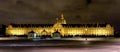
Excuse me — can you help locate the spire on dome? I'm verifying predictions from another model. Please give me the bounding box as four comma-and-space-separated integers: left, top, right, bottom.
61, 13, 64, 19
54, 13, 67, 24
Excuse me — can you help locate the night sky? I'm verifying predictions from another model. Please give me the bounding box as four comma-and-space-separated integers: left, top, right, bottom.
0, 0, 120, 31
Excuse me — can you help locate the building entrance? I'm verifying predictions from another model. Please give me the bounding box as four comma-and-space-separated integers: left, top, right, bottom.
52, 30, 61, 39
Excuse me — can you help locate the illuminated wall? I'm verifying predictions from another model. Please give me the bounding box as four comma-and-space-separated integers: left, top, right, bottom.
6, 26, 53, 36
5, 14, 114, 36
61, 27, 114, 36
6, 24, 114, 36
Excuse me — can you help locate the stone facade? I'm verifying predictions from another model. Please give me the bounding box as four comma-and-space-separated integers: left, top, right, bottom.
6, 14, 114, 36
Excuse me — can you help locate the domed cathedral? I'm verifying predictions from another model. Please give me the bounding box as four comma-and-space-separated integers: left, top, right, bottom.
53, 13, 66, 36
56, 13, 67, 24
6, 14, 114, 37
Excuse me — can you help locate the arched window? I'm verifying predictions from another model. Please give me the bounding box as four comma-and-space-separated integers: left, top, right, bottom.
28, 31, 37, 39
41, 29, 48, 35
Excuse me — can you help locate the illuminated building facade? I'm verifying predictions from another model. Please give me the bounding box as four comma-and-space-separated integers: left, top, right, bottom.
6, 14, 114, 37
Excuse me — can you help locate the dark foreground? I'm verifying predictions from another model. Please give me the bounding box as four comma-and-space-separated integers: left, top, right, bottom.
0, 45, 120, 52
0, 38, 119, 52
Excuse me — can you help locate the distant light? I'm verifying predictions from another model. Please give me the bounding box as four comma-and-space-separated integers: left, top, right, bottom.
85, 29, 88, 31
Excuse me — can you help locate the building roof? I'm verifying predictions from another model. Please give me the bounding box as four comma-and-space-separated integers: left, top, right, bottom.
53, 30, 61, 34
62, 24, 108, 27
28, 31, 35, 33
9, 23, 111, 28
10, 24, 54, 28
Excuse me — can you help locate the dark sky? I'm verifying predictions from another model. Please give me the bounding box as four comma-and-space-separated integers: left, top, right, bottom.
0, 0, 120, 31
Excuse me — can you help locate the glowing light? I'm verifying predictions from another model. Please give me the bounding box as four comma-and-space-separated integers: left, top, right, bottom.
6, 14, 114, 36
10, 30, 25, 35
